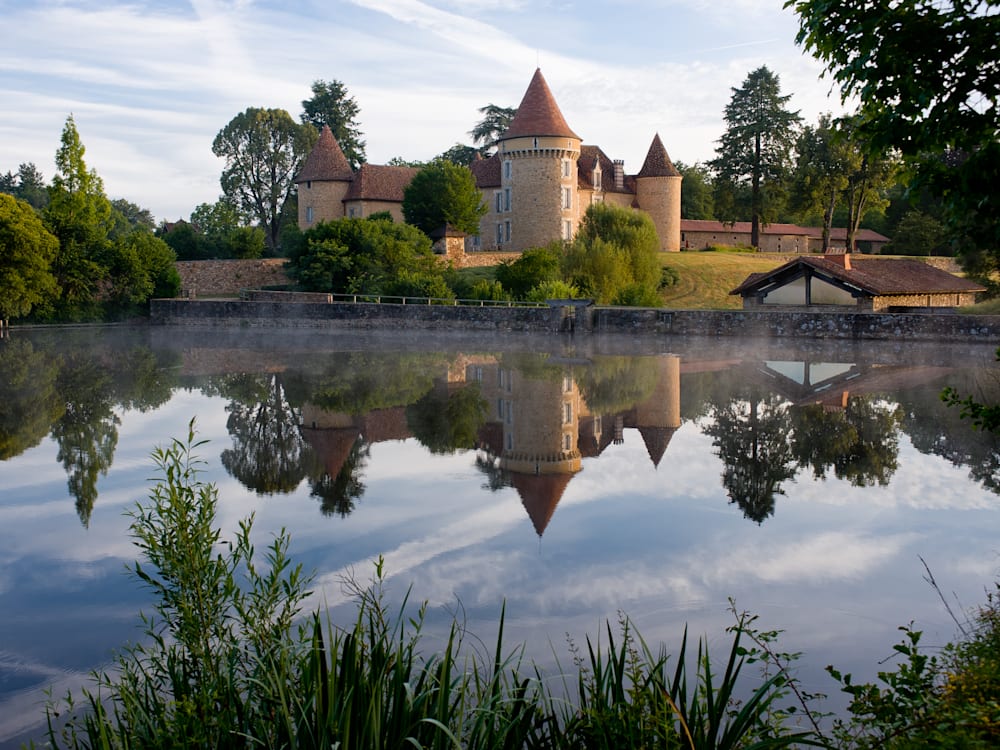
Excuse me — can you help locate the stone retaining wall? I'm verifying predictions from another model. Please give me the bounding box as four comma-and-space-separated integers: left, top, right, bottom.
150, 298, 1000, 342
175, 259, 291, 297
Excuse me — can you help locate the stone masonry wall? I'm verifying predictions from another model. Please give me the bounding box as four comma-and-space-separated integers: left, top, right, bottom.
150, 298, 1000, 343
174, 259, 292, 297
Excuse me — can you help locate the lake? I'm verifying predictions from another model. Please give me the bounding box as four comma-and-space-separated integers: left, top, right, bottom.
2, 325, 999, 747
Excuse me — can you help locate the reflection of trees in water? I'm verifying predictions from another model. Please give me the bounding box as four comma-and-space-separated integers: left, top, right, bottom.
897, 376, 1000, 495
51, 354, 120, 527
309, 437, 369, 517
218, 373, 310, 495
790, 398, 903, 487
704, 389, 795, 524
474, 449, 510, 492
0, 339, 64, 460
574, 356, 660, 414
406, 383, 487, 454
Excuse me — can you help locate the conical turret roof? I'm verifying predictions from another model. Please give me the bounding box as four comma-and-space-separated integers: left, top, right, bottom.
501, 69, 581, 141
296, 125, 354, 183
636, 133, 680, 178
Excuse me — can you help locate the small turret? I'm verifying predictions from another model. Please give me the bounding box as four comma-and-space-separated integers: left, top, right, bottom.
295, 125, 355, 228
635, 133, 682, 251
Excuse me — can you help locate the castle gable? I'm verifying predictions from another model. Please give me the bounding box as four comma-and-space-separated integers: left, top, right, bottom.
501, 68, 581, 140
296, 125, 354, 183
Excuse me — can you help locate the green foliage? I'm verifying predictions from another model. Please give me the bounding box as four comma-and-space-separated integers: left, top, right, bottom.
213, 107, 317, 252
787, 0, 1000, 272
564, 204, 661, 305
159, 221, 205, 261
110, 198, 156, 235
885, 210, 946, 256
710, 66, 801, 247
43, 115, 114, 318
675, 160, 715, 220
467, 278, 510, 302
402, 159, 487, 236
186, 198, 263, 259
469, 103, 517, 154
437, 143, 481, 166
0, 162, 49, 209
525, 279, 580, 302
300, 79, 366, 169
287, 215, 445, 296
406, 382, 487, 454
0, 193, 59, 320
495, 243, 562, 298
101, 230, 180, 314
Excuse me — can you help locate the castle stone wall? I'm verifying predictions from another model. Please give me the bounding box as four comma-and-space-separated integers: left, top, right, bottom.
175, 259, 291, 297
150, 298, 1000, 342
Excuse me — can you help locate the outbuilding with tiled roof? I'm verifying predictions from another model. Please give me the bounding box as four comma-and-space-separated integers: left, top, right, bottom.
730, 254, 985, 311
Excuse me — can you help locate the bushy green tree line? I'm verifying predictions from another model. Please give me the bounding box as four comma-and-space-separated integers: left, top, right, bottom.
0, 116, 180, 322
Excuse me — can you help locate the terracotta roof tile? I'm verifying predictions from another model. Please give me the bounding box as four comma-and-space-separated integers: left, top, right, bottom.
296, 125, 354, 183
344, 164, 420, 202
501, 68, 581, 141
731, 256, 986, 296
636, 133, 680, 178
578, 145, 632, 193
470, 153, 501, 188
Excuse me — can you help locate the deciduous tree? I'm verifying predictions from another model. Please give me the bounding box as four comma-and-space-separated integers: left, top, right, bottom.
787, 0, 1000, 269
0, 193, 59, 322
710, 66, 801, 248
402, 160, 486, 236
301, 79, 366, 169
213, 108, 317, 253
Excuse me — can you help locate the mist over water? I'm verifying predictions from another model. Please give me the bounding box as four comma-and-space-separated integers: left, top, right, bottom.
1, 326, 999, 747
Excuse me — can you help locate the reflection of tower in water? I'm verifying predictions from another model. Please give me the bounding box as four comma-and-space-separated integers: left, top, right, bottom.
476, 355, 682, 536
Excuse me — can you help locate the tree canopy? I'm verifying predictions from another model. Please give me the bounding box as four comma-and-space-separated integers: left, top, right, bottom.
213, 108, 317, 253
0, 193, 59, 321
402, 160, 486, 236
469, 104, 516, 154
710, 66, 801, 248
787, 0, 1000, 268
301, 79, 366, 169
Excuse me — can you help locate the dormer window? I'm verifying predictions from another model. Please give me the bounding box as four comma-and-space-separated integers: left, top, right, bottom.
593, 166, 602, 190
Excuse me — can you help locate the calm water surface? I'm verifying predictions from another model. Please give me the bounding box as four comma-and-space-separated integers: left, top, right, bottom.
2, 326, 999, 746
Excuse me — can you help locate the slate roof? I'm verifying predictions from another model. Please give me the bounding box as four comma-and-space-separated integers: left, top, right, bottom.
636, 133, 681, 178
730, 255, 986, 297
296, 125, 354, 183
501, 68, 581, 141
344, 164, 421, 202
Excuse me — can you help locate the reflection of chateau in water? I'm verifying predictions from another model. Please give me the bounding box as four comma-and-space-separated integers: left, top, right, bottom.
296, 354, 683, 536
471, 355, 681, 536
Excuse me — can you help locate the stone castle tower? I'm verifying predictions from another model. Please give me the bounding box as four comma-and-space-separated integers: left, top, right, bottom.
296, 125, 354, 227
495, 69, 583, 251
635, 134, 683, 252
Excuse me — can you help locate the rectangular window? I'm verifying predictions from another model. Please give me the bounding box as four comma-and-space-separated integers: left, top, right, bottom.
496, 223, 503, 245
506, 432, 513, 451
562, 187, 572, 210
563, 375, 572, 393
495, 191, 502, 213
564, 401, 573, 424
348, 207, 357, 218
562, 220, 572, 240
563, 433, 572, 452
505, 400, 513, 424
497, 398, 504, 419
504, 160, 512, 180
504, 187, 511, 212
305, 206, 314, 224
504, 220, 511, 243
562, 159, 571, 178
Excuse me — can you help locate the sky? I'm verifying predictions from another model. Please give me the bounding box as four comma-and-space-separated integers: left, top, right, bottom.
0, 0, 851, 223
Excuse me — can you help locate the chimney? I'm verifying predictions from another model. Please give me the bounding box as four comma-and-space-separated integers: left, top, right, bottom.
613, 159, 625, 190
826, 250, 851, 270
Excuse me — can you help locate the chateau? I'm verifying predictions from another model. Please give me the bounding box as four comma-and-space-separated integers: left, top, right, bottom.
296, 69, 683, 253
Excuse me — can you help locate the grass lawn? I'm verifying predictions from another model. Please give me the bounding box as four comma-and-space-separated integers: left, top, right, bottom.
659, 250, 787, 309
